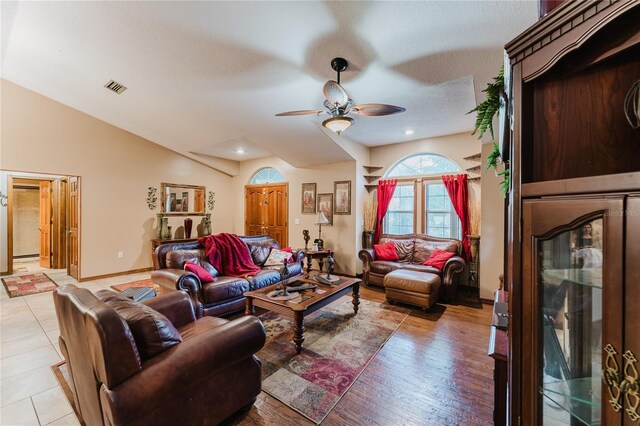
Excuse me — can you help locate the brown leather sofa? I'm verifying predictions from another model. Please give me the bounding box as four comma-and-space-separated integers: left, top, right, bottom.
152, 235, 305, 317
358, 233, 466, 301
53, 284, 266, 426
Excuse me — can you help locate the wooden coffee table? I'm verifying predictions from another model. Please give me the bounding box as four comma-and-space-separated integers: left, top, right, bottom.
244, 271, 361, 354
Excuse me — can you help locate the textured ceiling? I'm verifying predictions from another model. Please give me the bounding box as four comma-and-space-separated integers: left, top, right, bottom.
0, 1, 537, 173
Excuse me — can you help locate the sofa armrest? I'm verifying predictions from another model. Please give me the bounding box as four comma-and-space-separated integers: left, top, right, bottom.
443, 256, 466, 286
99, 315, 266, 425
151, 269, 204, 317
142, 291, 196, 329
292, 249, 305, 265
358, 249, 376, 266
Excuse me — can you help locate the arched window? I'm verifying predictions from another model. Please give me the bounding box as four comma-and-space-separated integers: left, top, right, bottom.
383, 153, 462, 238
385, 153, 460, 178
250, 167, 285, 184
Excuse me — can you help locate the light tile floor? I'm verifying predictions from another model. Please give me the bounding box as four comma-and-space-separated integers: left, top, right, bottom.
0, 269, 153, 425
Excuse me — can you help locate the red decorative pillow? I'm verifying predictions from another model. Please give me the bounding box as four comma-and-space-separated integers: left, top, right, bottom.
423, 249, 456, 269
374, 242, 399, 261
184, 260, 214, 283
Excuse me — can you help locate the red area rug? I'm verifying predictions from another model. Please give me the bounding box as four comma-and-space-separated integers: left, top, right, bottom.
110, 278, 158, 293
258, 296, 409, 424
1, 273, 58, 298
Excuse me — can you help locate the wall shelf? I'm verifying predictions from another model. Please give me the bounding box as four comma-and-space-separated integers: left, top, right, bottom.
364, 175, 381, 183
466, 165, 482, 173
364, 184, 378, 192
464, 153, 482, 162
363, 165, 383, 173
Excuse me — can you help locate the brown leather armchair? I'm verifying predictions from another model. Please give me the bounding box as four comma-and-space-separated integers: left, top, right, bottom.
53, 284, 266, 426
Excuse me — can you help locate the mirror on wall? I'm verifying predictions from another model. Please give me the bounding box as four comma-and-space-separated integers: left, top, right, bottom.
160, 183, 205, 216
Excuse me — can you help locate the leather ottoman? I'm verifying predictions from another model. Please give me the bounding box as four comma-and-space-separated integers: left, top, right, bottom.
383, 269, 441, 310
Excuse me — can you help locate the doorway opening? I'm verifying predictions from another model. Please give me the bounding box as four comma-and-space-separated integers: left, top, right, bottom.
4, 172, 81, 279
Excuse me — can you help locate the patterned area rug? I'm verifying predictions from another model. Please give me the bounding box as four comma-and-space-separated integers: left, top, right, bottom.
258, 296, 409, 424
110, 278, 159, 293
1, 273, 58, 298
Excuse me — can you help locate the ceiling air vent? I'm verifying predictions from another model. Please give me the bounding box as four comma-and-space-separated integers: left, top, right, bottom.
104, 80, 127, 94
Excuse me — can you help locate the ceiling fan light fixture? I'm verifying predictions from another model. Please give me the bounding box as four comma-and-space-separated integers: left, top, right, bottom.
322, 116, 354, 135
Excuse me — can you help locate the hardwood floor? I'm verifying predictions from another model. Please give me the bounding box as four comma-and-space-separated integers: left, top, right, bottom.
227, 286, 495, 426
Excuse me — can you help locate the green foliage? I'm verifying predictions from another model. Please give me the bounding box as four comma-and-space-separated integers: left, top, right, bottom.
469, 66, 504, 140
497, 168, 510, 197
486, 141, 501, 172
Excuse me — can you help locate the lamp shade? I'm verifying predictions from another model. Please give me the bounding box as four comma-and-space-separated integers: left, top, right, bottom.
315, 211, 330, 225
322, 116, 354, 135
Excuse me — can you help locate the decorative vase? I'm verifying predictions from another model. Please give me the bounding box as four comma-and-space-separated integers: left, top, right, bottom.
184, 218, 193, 238
166, 225, 172, 239
161, 217, 171, 239
362, 231, 375, 249
156, 214, 164, 239
468, 235, 480, 263
202, 213, 211, 236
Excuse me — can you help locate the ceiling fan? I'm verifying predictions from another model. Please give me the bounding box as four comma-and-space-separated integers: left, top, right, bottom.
275, 57, 406, 135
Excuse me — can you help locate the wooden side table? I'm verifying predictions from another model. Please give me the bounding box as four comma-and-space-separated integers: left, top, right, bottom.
300, 249, 333, 273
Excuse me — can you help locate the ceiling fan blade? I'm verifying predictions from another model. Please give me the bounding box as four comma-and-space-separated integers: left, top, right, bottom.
275, 109, 324, 117
323, 80, 350, 107
351, 103, 406, 116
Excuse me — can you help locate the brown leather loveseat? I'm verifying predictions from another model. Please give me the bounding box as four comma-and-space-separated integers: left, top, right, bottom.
358, 233, 466, 301
53, 284, 266, 426
152, 235, 305, 317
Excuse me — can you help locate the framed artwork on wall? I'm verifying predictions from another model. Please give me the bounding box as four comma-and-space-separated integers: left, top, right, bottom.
317, 193, 333, 225
334, 180, 351, 215
301, 183, 316, 214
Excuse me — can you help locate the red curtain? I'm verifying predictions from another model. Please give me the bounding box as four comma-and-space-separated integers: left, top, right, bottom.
442, 174, 471, 261
374, 179, 398, 243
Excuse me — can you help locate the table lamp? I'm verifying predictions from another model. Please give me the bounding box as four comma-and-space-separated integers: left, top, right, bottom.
314, 211, 330, 250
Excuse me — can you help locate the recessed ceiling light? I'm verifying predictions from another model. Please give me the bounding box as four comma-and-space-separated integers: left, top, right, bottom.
236, 148, 245, 154
404, 129, 415, 135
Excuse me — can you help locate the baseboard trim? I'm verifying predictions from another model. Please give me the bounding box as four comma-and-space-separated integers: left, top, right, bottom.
480, 298, 494, 305
79, 267, 153, 283
0, 270, 9, 276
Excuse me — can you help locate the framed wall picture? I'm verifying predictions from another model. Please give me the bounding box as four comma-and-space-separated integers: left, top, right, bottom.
334, 180, 351, 215
317, 193, 333, 225
301, 183, 317, 214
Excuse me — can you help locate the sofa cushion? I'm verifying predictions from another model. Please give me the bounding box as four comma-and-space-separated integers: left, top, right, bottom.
264, 248, 293, 266
246, 269, 281, 290
413, 239, 459, 264
166, 249, 206, 270
374, 242, 399, 261
402, 264, 442, 275
370, 260, 404, 275
202, 277, 250, 305
379, 237, 414, 263
424, 249, 456, 269
246, 240, 279, 267
97, 290, 182, 361
184, 260, 214, 283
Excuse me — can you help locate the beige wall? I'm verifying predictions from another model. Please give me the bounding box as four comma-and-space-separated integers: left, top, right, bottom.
232, 157, 361, 275
13, 188, 40, 256
0, 79, 234, 278
479, 142, 505, 300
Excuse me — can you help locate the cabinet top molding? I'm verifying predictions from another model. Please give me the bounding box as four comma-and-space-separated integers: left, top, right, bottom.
505, 0, 639, 81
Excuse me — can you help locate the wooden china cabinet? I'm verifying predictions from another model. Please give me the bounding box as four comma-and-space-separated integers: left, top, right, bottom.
503, 1, 640, 425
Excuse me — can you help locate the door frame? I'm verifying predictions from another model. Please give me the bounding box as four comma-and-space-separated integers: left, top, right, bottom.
5, 173, 81, 277
244, 182, 289, 246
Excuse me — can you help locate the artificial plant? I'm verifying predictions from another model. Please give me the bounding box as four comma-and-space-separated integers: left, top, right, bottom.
468, 66, 510, 196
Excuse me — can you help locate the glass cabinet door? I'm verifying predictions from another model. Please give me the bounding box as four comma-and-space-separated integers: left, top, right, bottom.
538, 218, 603, 425
522, 197, 625, 426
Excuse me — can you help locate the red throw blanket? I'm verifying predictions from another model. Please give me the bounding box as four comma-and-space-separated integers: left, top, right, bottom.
198, 233, 261, 278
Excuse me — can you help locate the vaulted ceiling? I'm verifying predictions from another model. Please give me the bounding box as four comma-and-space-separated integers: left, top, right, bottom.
1, 1, 537, 175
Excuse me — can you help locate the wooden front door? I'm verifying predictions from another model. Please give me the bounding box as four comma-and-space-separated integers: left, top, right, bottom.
39, 181, 52, 268
67, 176, 79, 279
245, 183, 288, 247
